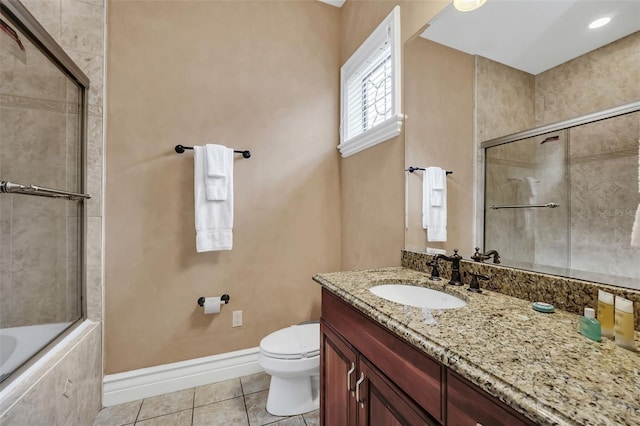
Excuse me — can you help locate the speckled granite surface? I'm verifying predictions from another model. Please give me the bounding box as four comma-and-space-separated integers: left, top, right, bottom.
402, 249, 640, 331
313, 267, 640, 426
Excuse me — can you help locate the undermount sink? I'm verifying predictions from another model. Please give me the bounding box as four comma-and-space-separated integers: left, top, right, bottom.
369, 284, 467, 309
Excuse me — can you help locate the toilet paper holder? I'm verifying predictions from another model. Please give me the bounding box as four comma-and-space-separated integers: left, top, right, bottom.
197, 294, 230, 307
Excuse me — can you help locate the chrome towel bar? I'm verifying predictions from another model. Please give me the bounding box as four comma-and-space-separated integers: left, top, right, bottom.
0, 181, 91, 201
489, 203, 559, 210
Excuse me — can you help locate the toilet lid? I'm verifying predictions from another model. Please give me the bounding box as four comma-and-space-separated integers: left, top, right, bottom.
260, 323, 320, 360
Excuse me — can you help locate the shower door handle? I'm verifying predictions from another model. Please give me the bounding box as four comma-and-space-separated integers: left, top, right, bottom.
0, 181, 90, 201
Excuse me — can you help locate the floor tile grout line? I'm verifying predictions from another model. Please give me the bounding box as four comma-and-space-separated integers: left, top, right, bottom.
134, 399, 143, 424
241, 392, 251, 426
191, 386, 196, 426
135, 408, 193, 423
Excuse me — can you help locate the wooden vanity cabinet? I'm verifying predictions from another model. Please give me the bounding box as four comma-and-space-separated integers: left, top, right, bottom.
447, 372, 535, 426
320, 289, 536, 426
321, 289, 443, 425
320, 322, 357, 425
321, 321, 438, 426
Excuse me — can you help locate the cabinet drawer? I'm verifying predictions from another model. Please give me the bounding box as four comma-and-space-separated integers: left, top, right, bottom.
322, 289, 444, 423
447, 372, 535, 426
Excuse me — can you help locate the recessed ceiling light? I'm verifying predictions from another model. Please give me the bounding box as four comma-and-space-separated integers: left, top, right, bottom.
588, 17, 611, 29
453, 0, 487, 12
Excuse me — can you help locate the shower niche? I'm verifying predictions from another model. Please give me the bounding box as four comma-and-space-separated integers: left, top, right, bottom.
0, 0, 90, 383
483, 105, 640, 289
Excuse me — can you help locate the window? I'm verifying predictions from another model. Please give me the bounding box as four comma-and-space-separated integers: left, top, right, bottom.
338, 6, 402, 157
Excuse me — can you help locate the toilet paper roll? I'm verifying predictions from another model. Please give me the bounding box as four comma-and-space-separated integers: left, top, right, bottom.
203, 296, 222, 314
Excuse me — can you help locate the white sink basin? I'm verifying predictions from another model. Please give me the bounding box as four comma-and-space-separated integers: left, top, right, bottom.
369, 284, 467, 309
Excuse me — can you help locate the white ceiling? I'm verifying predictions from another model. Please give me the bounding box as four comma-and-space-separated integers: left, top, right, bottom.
420, 0, 640, 75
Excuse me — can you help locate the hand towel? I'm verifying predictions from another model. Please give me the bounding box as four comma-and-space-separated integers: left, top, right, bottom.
631, 138, 640, 247
422, 167, 447, 242
204, 144, 232, 201
430, 167, 445, 207
194, 146, 233, 252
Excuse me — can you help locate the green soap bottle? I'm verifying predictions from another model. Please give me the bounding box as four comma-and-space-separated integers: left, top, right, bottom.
579, 307, 601, 342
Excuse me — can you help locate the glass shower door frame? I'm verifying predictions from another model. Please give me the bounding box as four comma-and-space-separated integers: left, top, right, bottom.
480, 100, 640, 276
0, 0, 90, 379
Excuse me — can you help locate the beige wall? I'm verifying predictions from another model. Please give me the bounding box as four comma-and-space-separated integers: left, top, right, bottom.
535, 31, 640, 125
404, 38, 475, 254
339, 0, 449, 270
475, 57, 535, 142
106, 0, 341, 373
477, 31, 640, 142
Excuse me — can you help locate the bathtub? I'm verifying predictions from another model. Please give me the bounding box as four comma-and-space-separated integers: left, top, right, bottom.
0, 322, 71, 382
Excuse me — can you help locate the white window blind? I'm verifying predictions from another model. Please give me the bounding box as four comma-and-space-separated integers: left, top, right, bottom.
339, 6, 402, 158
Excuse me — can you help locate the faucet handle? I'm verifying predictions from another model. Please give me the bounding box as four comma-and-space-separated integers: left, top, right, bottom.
471, 247, 484, 262
428, 257, 441, 281
467, 272, 490, 294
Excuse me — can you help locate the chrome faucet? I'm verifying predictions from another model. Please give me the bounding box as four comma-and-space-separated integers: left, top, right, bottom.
471, 247, 501, 264
434, 249, 463, 286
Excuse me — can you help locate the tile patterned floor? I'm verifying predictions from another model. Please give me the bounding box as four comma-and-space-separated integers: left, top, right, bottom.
92, 373, 319, 426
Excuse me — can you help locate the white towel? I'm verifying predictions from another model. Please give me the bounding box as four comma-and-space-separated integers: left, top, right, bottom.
194, 146, 233, 252
631, 138, 640, 247
430, 167, 445, 206
422, 167, 447, 242
204, 144, 232, 201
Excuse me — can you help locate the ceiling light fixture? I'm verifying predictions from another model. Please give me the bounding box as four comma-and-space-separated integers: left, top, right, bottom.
453, 0, 487, 12
588, 17, 611, 29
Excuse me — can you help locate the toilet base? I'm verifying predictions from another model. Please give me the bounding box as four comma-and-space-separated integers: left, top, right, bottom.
265, 374, 319, 416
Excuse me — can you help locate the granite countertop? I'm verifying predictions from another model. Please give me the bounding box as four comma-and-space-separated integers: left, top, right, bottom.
313, 267, 640, 426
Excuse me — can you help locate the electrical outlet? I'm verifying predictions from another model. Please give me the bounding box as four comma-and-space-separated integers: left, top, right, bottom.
232, 310, 242, 327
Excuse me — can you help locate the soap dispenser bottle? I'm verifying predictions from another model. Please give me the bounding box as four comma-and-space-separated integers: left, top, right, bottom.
597, 290, 615, 338
579, 307, 601, 342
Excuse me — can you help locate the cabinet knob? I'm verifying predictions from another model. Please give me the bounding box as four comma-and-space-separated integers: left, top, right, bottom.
355, 372, 365, 405
346, 362, 355, 391
476, 423, 483, 426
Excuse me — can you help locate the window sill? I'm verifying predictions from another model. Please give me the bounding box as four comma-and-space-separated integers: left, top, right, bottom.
338, 113, 404, 158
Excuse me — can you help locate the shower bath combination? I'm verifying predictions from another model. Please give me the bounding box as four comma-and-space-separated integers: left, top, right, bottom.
0, 0, 91, 384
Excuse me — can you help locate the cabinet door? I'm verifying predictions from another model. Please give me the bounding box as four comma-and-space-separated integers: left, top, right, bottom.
321, 321, 358, 426
358, 358, 439, 426
447, 372, 536, 426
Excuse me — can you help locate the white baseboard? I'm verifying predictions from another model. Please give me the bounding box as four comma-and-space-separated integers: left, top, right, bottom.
103, 347, 262, 406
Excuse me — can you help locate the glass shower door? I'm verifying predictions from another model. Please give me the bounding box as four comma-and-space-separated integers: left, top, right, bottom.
484, 130, 570, 273
0, 1, 89, 383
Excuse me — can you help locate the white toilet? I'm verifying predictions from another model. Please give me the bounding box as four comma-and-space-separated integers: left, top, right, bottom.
258, 323, 320, 416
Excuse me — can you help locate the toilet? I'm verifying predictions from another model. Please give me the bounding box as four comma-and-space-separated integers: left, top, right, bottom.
258, 323, 320, 416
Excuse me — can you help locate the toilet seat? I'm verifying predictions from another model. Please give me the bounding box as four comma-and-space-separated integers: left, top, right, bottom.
260, 323, 320, 360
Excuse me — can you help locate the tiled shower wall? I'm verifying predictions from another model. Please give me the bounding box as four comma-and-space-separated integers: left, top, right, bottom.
477, 31, 640, 282
0, 0, 104, 423
0, 24, 81, 327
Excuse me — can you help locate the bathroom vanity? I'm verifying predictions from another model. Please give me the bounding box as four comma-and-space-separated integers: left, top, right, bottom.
314, 267, 640, 425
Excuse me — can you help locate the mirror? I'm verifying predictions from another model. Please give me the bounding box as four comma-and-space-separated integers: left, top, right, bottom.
404, 1, 640, 290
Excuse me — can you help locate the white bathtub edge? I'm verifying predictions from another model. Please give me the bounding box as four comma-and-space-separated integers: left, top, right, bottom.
0, 320, 99, 416
102, 347, 262, 406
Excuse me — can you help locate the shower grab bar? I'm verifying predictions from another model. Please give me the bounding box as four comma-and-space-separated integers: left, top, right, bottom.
0, 181, 91, 201
175, 145, 251, 159
489, 202, 559, 210
406, 166, 453, 175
